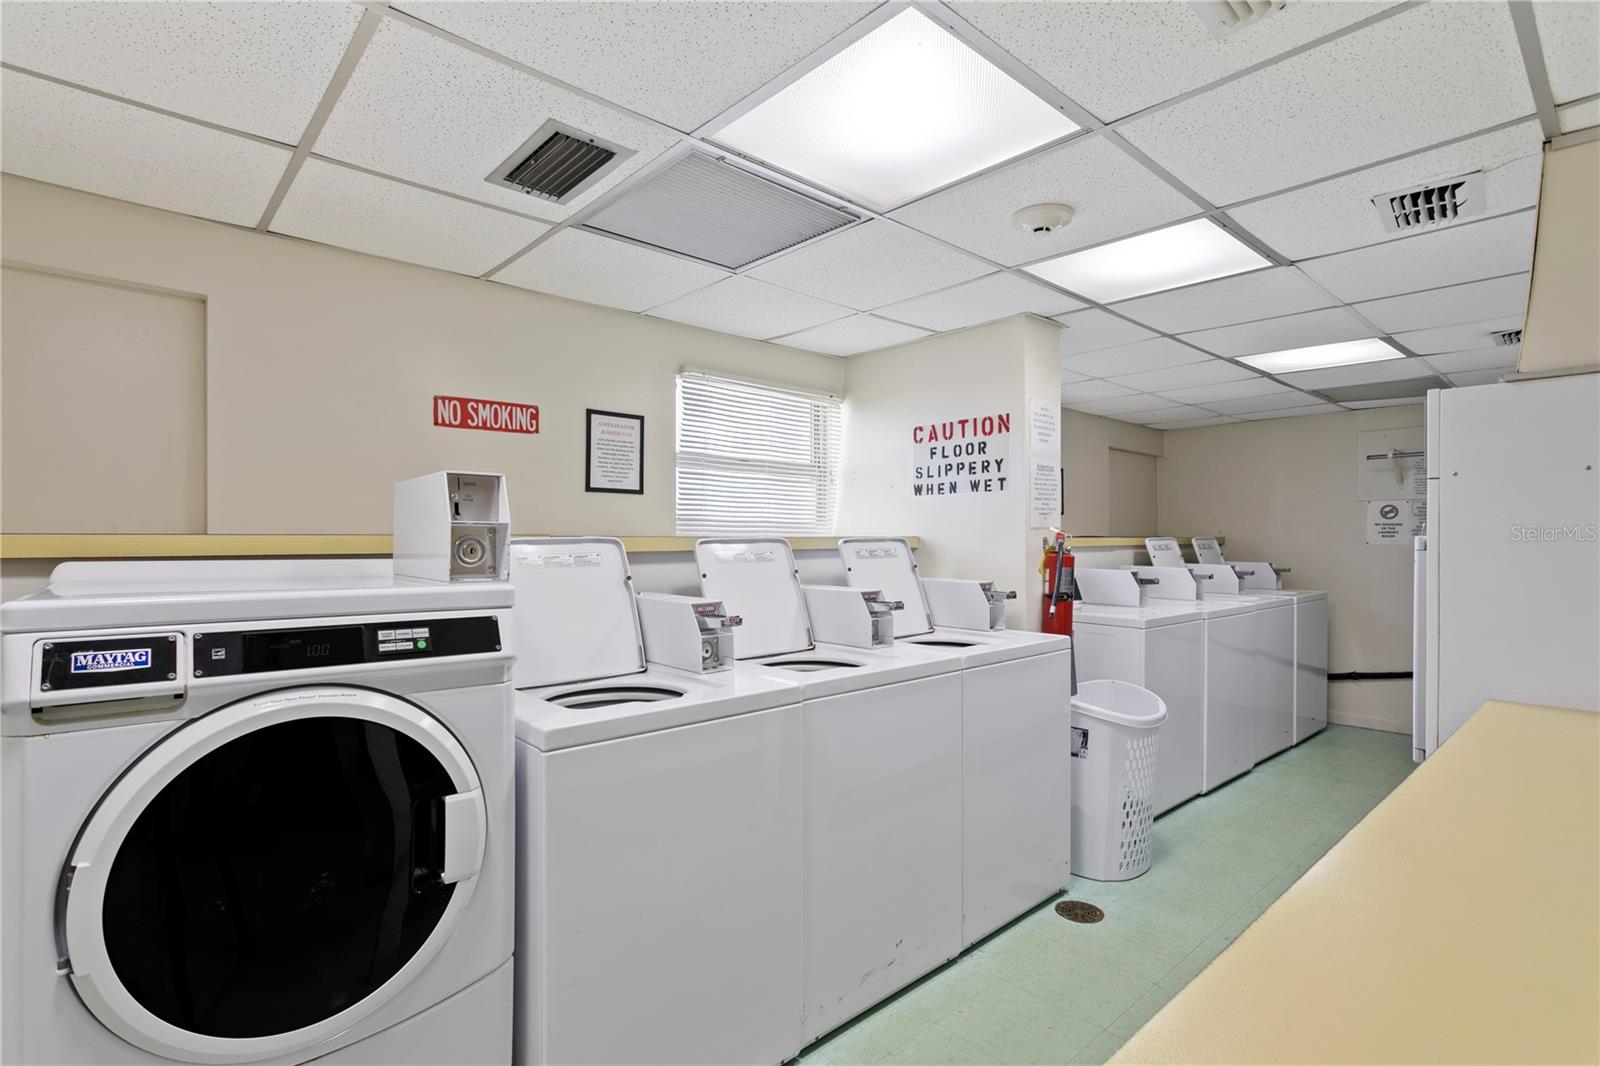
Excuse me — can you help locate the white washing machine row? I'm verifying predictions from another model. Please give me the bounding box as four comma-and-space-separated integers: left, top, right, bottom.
1, 560, 517, 1066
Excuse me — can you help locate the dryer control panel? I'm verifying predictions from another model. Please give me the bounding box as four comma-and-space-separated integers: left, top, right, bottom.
193, 615, 501, 677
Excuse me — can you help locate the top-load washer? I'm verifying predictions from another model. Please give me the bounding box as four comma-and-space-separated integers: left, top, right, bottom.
835, 537, 1072, 945
1192, 538, 1329, 746
506, 538, 803, 1066
1, 559, 515, 1066
695, 538, 965, 1046
1074, 568, 1205, 816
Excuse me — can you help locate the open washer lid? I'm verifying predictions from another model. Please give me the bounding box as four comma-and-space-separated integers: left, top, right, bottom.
508, 537, 645, 688
694, 538, 813, 658
836, 537, 934, 636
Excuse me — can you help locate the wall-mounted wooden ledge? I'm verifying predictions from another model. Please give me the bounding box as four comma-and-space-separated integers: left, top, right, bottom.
1060, 536, 1221, 549
0, 534, 919, 560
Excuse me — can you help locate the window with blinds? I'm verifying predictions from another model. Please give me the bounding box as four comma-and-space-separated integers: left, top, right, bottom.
675, 371, 842, 536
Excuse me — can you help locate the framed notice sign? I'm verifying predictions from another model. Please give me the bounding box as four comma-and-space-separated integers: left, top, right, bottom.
586, 409, 644, 494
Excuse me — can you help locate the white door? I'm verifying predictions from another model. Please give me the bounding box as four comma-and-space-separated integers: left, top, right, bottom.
59, 687, 486, 1064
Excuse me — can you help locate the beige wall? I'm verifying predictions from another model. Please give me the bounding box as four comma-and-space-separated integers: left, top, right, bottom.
1157, 405, 1426, 732
1108, 449, 1158, 535
1059, 408, 1165, 536
0, 176, 843, 538
1520, 136, 1599, 376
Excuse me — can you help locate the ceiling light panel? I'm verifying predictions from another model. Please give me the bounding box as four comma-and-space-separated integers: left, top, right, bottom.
272, 160, 551, 276
1238, 338, 1404, 376
1391, 316, 1524, 356
1181, 306, 1373, 359
493, 228, 727, 313
1297, 212, 1537, 303
875, 272, 1083, 331
744, 219, 990, 310
709, 8, 1078, 211
393, 1, 876, 131
1060, 379, 1140, 403
1060, 337, 1212, 378
1421, 347, 1519, 376
645, 275, 850, 339
314, 19, 676, 220
888, 135, 1197, 266
1354, 274, 1530, 334
1156, 377, 1289, 404
1117, 3, 1532, 204
0, 70, 289, 227
776, 314, 931, 356
948, 1, 1399, 122
1531, 1, 1600, 105
1108, 357, 1257, 392
1110, 266, 1336, 334
1226, 121, 1543, 261
1056, 309, 1158, 356
0, 2, 363, 143
1024, 219, 1270, 304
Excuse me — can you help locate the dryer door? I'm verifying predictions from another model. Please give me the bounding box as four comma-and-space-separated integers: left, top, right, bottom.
58, 686, 487, 1064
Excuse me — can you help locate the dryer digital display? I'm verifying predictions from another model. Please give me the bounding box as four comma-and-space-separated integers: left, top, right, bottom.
194, 617, 502, 677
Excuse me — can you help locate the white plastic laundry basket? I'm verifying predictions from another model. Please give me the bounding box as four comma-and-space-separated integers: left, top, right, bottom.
1070, 679, 1168, 881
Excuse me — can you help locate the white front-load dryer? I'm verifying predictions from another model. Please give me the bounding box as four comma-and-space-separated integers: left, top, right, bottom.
0, 559, 515, 1066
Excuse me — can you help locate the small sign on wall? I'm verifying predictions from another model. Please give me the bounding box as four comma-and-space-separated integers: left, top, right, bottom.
1367, 499, 1427, 544
433, 394, 540, 435
586, 409, 644, 495
911, 412, 1012, 499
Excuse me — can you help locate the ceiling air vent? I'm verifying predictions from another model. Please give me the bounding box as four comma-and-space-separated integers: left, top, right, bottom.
1373, 172, 1485, 234
1190, 1, 1290, 40
487, 120, 634, 205
581, 150, 859, 270
1492, 328, 1523, 347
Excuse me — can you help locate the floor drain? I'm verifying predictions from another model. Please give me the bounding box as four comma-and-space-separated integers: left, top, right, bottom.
1055, 899, 1104, 924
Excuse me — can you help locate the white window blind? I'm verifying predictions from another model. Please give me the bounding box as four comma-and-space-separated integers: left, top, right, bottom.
675, 370, 842, 536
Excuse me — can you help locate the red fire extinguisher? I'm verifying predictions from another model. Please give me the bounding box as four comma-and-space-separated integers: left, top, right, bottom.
1040, 529, 1074, 637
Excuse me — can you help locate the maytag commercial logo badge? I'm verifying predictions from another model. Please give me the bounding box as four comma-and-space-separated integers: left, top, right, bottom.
70, 648, 153, 674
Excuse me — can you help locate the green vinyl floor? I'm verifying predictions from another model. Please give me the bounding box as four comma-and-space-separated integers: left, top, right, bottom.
797, 724, 1417, 1066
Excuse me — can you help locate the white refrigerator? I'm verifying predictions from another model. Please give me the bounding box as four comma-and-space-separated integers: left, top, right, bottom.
1415, 374, 1600, 760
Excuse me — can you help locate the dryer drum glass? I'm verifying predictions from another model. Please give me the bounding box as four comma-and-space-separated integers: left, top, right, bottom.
97, 717, 458, 1038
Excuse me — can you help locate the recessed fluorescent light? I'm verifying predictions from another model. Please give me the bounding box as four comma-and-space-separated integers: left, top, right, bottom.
709, 8, 1078, 211
1238, 338, 1406, 374
1023, 218, 1270, 303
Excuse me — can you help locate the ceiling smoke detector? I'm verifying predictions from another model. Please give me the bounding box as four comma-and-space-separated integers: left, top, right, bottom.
1012, 203, 1075, 236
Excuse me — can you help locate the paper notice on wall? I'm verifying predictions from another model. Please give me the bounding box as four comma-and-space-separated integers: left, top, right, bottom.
1367, 499, 1427, 544
1030, 402, 1059, 459
1357, 427, 1426, 500
1029, 401, 1062, 526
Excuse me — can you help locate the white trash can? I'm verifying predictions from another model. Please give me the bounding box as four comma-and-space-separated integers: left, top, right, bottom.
1070, 679, 1168, 881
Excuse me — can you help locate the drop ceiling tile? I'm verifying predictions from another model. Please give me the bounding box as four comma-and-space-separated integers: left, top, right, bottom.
1059, 369, 1091, 385
1117, 3, 1532, 204
1421, 347, 1519, 375
393, 2, 875, 131
1204, 391, 1328, 415
1393, 316, 1524, 355
1162, 414, 1243, 428
949, 1, 1399, 121
1559, 98, 1600, 134
1109, 267, 1337, 334
1060, 379, 1140, 403
1449, 368, 1513, 387
1108, 358, 1257, 392
1060, 337, 1211, 378
315, 18, 677, 220
273, 159, 550, 276
744, 220, 991, 311
1056, 309, 1158, 355
888, 134, 1198, 266
1297, 212, 1538, 303
1123, 404, 1217, 424
1353, 274, 1530, 334
1181, 307, 1373, 358
1235, 403, 1345, 420
1277, 357, 1437, 390
1070, 394, 1186, 416
876, 272, 1084, 331
1344, 397, 1429, 409
645, 275, 850, 339
0, 2, 362, 143
1225, 121, 1544, 259
1532, 2, 1600, 104
776, 315, 931, 356
494, 228, 726, 312
1156, 377, 1288, 405
0, 70, 289, 227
